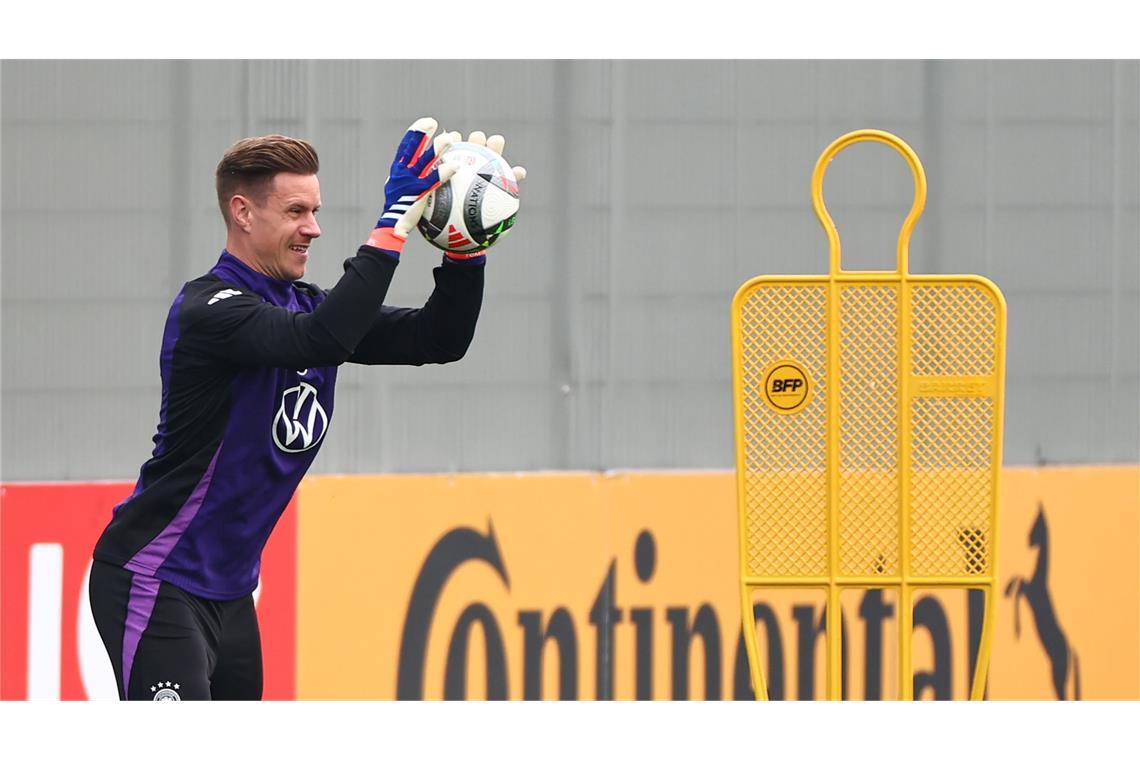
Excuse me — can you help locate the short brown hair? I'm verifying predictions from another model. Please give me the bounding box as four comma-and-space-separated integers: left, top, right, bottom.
215, 135, 319, 225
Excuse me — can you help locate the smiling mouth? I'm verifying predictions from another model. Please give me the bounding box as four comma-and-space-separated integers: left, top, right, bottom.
290, 245, 309, 256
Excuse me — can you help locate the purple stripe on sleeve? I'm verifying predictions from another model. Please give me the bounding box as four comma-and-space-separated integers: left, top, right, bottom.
124, 443, 222, 574
121, 574, 162, 698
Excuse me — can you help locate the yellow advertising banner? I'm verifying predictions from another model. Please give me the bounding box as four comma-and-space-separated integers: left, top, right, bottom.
296, 466, 1138, 699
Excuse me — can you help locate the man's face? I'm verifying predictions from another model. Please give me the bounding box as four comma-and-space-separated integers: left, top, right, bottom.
244, 172, 322, 281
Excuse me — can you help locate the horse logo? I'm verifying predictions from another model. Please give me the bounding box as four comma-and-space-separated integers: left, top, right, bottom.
1004, 502, 1081, 700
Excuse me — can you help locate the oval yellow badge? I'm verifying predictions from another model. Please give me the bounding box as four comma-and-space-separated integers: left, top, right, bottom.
762, 359, 812, 414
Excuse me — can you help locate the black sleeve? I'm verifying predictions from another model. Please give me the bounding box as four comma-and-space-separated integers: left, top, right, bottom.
347, 259, 485, 366
181, 246, 399, 368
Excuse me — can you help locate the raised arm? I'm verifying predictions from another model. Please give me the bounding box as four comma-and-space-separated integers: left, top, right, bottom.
348, 129, 526, 366
182, 117, 459, 368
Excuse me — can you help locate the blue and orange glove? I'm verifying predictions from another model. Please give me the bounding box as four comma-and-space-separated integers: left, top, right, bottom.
367, 117, 458, 255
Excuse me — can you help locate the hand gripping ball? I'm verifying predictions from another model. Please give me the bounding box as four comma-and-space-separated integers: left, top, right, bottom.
417, 141, 520, 253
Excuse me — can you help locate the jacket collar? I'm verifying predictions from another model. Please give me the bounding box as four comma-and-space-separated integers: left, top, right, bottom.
211, 250, 298, 307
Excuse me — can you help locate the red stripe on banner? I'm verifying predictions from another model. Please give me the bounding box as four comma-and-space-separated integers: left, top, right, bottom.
0, 482, 297, 700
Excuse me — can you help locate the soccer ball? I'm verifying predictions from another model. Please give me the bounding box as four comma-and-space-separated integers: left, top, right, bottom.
418, 142, 520, 253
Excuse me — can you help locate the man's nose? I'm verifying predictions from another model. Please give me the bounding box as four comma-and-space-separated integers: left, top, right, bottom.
302, 214, 321, 238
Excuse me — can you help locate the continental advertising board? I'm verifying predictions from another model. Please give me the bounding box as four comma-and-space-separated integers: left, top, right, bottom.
296, 466, 1138, 700
2, 467, 1136, 699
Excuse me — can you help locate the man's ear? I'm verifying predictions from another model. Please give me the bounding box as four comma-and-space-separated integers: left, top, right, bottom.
230, 194, 253, 232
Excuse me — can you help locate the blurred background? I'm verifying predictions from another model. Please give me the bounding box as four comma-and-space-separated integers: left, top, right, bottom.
2, 60, 1137, 478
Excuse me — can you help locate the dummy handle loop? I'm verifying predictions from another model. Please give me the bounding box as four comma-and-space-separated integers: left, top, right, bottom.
811, 129, 927, 275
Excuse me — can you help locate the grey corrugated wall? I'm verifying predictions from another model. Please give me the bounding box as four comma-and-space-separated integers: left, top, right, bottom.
2, 60, 1137, 480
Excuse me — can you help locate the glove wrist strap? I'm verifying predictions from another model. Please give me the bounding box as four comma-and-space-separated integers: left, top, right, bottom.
366, 227, 406, 255
444, 249, 486, 261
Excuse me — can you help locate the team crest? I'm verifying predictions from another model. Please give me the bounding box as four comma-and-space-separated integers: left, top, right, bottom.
151, 681, 181, 701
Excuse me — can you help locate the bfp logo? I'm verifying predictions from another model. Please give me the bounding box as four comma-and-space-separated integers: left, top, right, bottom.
762, 360, 812, 414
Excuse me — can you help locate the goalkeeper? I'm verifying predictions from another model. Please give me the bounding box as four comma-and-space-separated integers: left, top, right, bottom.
88, 118, 527, 700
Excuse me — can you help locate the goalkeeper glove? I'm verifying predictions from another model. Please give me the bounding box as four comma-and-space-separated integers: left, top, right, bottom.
368, 117, 458, 254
